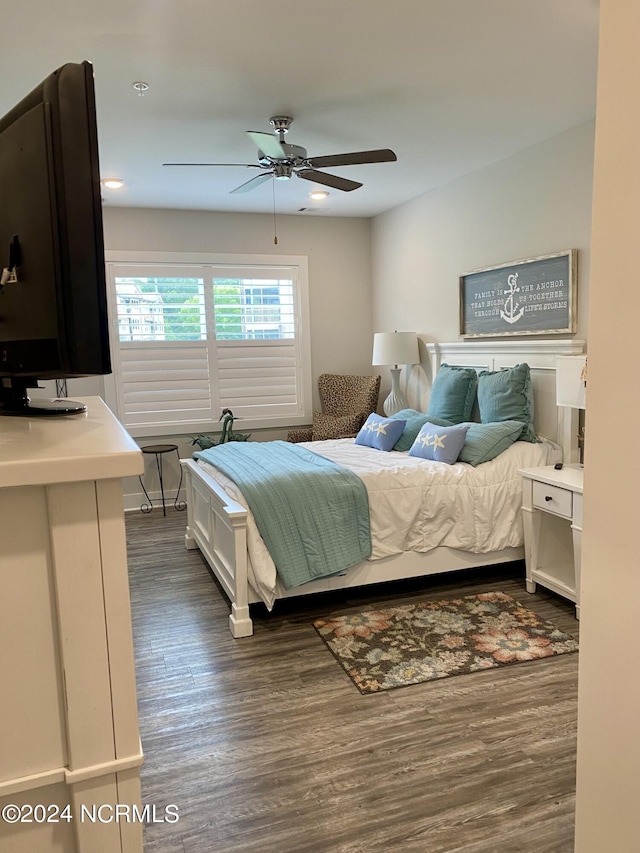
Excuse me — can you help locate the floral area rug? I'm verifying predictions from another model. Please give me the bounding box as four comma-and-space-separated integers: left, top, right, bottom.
313, 591, 578, 694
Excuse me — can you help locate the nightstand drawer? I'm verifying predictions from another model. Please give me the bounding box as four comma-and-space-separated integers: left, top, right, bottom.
532, 481, 573, 518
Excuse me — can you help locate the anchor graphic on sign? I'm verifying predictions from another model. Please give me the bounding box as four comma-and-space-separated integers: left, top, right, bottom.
500, 273, 525, 324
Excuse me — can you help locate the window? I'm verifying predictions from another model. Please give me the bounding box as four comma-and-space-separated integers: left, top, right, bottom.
104, 253, 311, 436
213, 280, 294, 340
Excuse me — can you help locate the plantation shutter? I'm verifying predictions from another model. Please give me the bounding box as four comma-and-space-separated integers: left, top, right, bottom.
116, 341, 213, 426
105, 258, 310, 432
212, 267, 299, 419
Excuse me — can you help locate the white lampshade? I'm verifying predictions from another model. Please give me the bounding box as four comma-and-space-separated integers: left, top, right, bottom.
372, 331, 420, 415
556, 355, 587, 409
372, 331, 420, 366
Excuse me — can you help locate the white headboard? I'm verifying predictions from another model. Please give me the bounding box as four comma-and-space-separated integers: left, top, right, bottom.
405, 339, 586, 463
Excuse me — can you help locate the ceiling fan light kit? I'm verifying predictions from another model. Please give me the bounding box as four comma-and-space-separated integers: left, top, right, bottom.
163, 115, 397, 195
269, 116, 292, 134
273, 163, 292, 181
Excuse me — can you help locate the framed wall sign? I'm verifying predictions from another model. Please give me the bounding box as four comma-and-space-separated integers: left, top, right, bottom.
459, 250, 577, 338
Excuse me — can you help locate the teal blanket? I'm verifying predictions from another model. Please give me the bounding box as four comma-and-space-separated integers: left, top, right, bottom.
194, 441, 371, 589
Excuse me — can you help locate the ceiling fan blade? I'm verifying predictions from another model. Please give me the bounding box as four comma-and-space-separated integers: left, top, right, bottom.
230, 172, 273, 194
246, 131, 287, 160
162, 162, 261, 168
306, 148, 397, 168
296, 169, 362, 192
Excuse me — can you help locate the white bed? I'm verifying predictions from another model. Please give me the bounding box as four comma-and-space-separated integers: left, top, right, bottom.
181, 339, 584, 637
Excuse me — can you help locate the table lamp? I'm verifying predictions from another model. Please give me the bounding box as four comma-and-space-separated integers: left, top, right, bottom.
556, 355, 587, 464
372, 331, 420, 415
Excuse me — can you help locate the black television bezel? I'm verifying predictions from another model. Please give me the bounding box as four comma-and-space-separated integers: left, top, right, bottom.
0, 60, 111, 390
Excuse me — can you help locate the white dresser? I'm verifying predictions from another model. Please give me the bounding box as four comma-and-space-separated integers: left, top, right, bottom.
0, 398, 144, 853
519, 464, 583, 619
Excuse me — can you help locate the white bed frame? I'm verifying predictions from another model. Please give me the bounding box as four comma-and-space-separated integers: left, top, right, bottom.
181, 339, 584, 637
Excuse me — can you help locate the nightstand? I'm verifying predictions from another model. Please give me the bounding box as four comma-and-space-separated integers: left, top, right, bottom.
518, 465, 583, 618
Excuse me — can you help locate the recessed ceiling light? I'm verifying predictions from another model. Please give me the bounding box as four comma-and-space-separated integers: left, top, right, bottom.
101, 178, 125, 189
310, 190, 330, 200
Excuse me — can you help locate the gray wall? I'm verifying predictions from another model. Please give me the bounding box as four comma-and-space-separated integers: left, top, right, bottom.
102, 206, 374, 382
95, 207, 373, 506
370, 121, 595, 407
54, 123, 596, 507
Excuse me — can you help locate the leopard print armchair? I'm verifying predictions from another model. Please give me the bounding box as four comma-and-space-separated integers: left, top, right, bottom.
287, 373, 381, 442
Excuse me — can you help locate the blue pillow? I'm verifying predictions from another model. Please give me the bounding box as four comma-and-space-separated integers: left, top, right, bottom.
477, 363, 537, 442
390, 409, 454, 452
408, 422, 470, 464
457, 420, 526, 466
426, 364, 478, 424
355, 413, 406, 451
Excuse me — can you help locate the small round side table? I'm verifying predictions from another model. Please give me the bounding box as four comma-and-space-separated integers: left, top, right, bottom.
139, 444, 186, 516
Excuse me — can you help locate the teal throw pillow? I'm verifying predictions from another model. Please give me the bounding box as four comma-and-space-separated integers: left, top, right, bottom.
409, 422, 470, 464
426, 364, 478, 424
355, 413, 406, 452
390, 409, 454, 452
477, 363, 537, 442
457, 420, 526, 466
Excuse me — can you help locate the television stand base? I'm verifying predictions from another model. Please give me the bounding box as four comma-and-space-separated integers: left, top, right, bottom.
0, 398, 87, 418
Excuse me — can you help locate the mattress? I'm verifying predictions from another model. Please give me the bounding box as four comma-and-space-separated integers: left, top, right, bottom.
197, 437, 559, 609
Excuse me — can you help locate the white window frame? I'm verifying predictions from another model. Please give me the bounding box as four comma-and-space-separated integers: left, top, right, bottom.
103, 251, 312, 438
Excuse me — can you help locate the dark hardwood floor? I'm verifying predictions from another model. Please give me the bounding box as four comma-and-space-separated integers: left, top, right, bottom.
126, 508, 579, 853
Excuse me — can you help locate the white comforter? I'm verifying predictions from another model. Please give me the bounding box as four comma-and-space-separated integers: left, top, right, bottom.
197, 437, 559, 609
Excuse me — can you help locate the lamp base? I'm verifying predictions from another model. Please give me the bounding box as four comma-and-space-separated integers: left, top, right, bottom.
382, 368, 409, 416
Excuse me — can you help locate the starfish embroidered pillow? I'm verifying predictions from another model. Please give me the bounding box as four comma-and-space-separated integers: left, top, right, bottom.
354, 413, 406, 451
408, 422, 470, 464
388, 409, 454, 452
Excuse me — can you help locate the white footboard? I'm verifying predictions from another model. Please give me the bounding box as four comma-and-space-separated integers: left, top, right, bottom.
181, 459, 254, 637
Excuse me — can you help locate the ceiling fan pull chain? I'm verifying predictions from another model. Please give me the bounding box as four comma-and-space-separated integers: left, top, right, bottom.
272, 179, 278, 245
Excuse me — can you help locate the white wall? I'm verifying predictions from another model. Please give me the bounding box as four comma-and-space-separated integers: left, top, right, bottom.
371, 121, 594, 405
574, 2, 640, 849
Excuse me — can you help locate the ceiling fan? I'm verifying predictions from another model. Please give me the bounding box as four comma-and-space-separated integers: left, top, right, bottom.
163, 116, 397, 194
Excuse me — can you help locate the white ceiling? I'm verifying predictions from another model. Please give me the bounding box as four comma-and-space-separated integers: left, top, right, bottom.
2, 0, 599, 218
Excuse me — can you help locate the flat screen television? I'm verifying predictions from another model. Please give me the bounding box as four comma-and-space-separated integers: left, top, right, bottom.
0, 60, 111, 415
